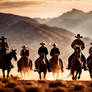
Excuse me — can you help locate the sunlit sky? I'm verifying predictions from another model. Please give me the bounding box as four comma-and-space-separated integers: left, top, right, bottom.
0, 0, 92, 18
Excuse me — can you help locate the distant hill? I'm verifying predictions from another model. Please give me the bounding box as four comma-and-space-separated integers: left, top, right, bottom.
0, 13, 38, 31
0, 13, 91, 65
35, 9, 92, 38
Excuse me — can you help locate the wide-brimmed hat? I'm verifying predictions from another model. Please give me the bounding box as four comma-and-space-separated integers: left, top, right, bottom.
75, 34, 83, 38
22, 45, 27, 48
40, 42, 45, 45
53, 43, 57, 46
0, 36, 7, 40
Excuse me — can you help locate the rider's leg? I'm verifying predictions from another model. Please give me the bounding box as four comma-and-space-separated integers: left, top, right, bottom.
81, 54, 87, 70
67, 53, 75, 69
35, 58, 39, 70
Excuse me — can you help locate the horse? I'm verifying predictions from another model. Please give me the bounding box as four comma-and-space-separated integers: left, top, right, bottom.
0, 49, 17, 78
87, 55, 92, 78
35, 54, 48, 80
17, 56, 32, 78
70, 46, 83, 80
49, 54, 64, 79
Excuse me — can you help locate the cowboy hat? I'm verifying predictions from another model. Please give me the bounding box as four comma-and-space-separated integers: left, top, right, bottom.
53, 43, 57, 46
40, 42, 45, 45
75, 34, 83, 38
22, 45, 27, 48
0, 36, 7, 40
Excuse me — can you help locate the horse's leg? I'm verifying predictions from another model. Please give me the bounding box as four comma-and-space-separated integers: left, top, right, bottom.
44, 71, 47, 79
2, 69, 5, 78
71, 70, 75, 80
38, 72, 41, 80
75, 71, 78, 80
7, 68, 10, 77
78, 70, 81, 79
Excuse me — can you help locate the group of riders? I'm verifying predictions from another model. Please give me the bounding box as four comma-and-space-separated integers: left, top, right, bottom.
0, 34, 92, 73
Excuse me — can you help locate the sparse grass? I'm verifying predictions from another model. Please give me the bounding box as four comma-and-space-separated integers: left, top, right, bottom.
53, 87, 68, 92
25, 82, 32, 85
14, 87, 25, 92
38, 80, 47, 84
49, 81, 66, 88
74, 84, 85, 91
5, 83, 16, 88
26, 87, 44, 92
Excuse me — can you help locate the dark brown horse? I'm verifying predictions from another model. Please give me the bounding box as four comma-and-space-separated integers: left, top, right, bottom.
49, 54, 63, 78
87, 55, 92, 78
35, 54, 48, 80
0, 50, 17, 78
17, 56, 32, 78
71, 47, 83, 80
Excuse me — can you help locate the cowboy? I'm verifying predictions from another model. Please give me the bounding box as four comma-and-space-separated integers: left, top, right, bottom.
0, 36, 9, 56
18, 45, 30, 72
50, 43, 60, 57
35, 42, 50, 72
20, 45, 29, 58
67, 34, 87, 70
0, 36, 14, 68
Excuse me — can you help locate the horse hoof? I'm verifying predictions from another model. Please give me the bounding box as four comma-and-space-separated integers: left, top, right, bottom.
72, 77, 75, 80
78, 77, 80, 79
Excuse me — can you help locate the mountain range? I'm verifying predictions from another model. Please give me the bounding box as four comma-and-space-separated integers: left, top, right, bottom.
35, 9, 92, 38
0, 13, 91, 65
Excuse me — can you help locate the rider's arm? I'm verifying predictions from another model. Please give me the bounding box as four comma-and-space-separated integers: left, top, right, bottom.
71, 40, 75, 49
38, 48, 41, 55
50, 49, 53, 56
81, 41, 85, 50
45, 48, 48, 55
5, 43, 9, 50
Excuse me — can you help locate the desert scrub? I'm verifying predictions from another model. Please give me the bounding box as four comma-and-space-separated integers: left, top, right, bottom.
53, 87, 68, 92
49, 81, 66, 88
74, 84, 86, 92
26, 87, 44, 92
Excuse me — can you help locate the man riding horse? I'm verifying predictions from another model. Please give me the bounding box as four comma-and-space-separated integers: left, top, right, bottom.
35, 42, 50, 72
0, 36, 13, 69
50, 43, 60, 57
67, 34, 87, 70
18, 45, 30, 72
0, 36, 9, 56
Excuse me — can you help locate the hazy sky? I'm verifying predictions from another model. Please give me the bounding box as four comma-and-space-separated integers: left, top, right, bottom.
0, 0, 92, 18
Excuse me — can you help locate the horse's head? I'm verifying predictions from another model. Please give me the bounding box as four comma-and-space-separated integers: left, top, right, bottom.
11, 49, 17, 61
74, 46, 81, 57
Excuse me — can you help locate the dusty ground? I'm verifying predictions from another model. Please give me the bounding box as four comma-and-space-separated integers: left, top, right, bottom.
0, 77, 92, 92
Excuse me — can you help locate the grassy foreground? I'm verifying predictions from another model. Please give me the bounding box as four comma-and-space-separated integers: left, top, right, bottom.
0, 76, 92, 92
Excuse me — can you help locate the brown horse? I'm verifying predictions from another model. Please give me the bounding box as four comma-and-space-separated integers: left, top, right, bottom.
71, 47, 83, 80
49, 54, 63, 78
87, 55, 92, 78
35, 54, 48, 80
17, 56, 32, 78
0, 49, 17, 78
